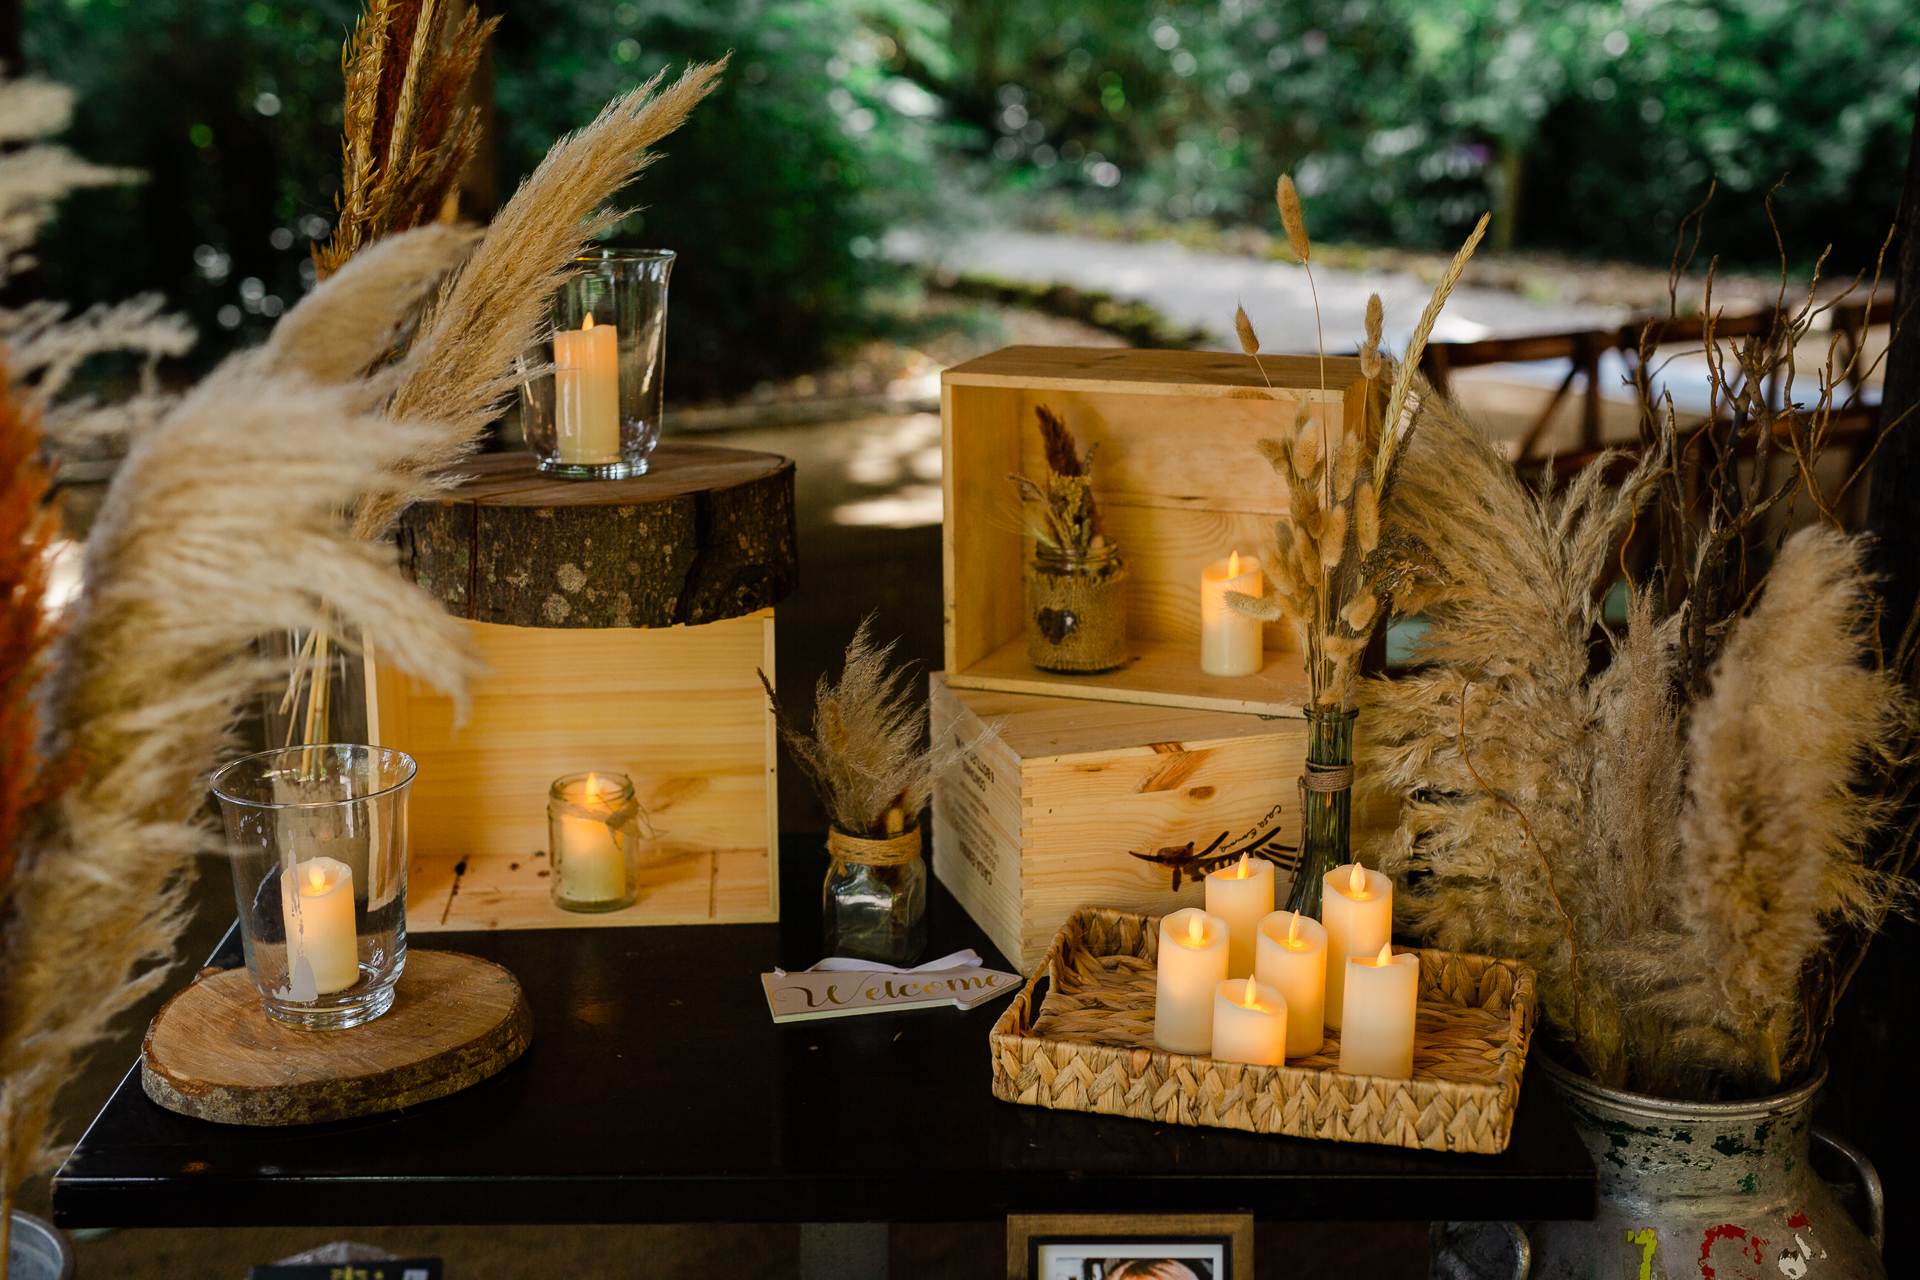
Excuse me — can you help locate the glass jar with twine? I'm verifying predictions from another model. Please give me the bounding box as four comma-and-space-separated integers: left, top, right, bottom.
823, 819, 926, 966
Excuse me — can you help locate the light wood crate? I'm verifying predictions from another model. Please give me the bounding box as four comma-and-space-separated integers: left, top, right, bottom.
991, 908, 1537, 1153
371, 610, 779, 932
942, 346, 1381, 716
931, 675, 1400, 972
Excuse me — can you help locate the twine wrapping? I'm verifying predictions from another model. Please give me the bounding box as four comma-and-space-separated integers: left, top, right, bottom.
1301, 761, 1355, 792
551, 793, 649, 837
828, 826, 922, 867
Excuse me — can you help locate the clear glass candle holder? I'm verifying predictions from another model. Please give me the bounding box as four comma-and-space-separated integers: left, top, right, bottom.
210, 744, 416, 1031
548, 771, 650, 912
519, 247, 675, 479
823, 826, 927, 966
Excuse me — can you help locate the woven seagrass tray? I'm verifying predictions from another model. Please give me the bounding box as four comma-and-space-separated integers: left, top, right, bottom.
989, 907, 1537, 1153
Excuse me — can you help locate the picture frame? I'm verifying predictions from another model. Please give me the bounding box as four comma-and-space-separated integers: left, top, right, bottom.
1007, 1214, 1254, 1280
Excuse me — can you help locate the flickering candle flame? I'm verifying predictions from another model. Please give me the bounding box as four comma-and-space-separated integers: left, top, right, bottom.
308, 865, 325, 893
1240, 978, 1259, 1009
1234, 852, 1251, 878
1348, 861, 1369, 898
1376, 941, 1394, 965
582, 313, 596, 332
1188, 913, 1205, 946
1228, 549, 1241, 577
1286, 913, 1303, 949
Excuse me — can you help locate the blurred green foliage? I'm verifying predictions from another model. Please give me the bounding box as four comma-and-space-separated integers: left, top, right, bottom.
26, 0, 360, 370
947, 0, 1920, 268
19, 0, 1920, 395
490, 0, 950, 401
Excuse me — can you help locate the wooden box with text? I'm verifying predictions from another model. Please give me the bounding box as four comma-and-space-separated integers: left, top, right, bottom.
931, 673, 1314, 972
941, 346, 1380, 716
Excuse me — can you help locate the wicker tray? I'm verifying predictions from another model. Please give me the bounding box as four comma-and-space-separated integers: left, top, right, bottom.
989, 907, 1537, 1153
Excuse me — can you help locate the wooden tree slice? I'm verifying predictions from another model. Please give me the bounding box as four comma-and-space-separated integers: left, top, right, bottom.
141, 950, 531, 1126
396, 443, 797, 628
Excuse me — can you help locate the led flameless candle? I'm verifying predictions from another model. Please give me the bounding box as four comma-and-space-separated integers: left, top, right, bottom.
1338, 941, 1419, 1079
1200, 551, 1265, 676
1321, 861, 1393, 1030
1211, 976, 1288, 1066
283, 856, 358, 995
555, 773, 629, 903
1205, 852, 1275, 978
554, 313, 621, 465
1255, 909, 1328, 1056
1154, 907, 1230, 1054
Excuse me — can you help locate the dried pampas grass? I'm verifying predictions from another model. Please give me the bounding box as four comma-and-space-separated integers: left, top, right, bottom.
1360, 382, 1910, 1099
760, 618, 994, 837
0, 78, 484, 1230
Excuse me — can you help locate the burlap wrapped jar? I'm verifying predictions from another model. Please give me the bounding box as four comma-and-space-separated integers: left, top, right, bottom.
1025, 542, 1128, 673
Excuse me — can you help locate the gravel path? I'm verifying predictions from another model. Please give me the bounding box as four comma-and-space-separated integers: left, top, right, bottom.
897, 229, 1626, 356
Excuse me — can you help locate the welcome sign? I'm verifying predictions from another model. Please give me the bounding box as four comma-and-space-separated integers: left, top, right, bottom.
762, 964, 1022, 1023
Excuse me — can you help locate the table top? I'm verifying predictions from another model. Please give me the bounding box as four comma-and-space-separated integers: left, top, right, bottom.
53, 837, 1595, 1228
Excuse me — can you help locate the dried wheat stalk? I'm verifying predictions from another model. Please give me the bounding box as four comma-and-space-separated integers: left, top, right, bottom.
316, 0, 498, 279
1226, 189, 1486, 709
1007, 404, 1105, 555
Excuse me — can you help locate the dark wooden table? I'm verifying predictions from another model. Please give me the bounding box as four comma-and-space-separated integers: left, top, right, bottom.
53, 836, 1594, 1228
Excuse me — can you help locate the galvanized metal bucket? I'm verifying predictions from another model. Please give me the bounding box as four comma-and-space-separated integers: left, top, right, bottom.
1526, 1057, 1884, 1280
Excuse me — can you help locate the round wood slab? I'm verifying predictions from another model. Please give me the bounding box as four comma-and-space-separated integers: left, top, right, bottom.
141, 950, 531, 1126
395, 443, 797, 628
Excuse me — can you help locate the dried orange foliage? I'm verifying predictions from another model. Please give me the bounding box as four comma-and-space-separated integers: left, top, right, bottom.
0, 359, 59, 899
314, 0, 499, 279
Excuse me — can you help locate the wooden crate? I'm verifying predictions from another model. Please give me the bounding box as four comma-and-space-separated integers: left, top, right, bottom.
992, 909, 1536, 1153
941, 346, 1380, 716
932, 674, 1287, 971
372, 610, 779, 932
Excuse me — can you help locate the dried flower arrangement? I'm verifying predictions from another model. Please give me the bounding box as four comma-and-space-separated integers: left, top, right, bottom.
314, 0, 499, 279
1008, 404, 1106, 557
1359, 200, 1918, 1101
761, 619, 993, 839
279, 0, 725, 745
0, 79, 480, 1244
1226, 178, 1488, 710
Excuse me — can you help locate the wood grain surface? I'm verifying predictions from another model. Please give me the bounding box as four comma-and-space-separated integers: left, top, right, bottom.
141, 951, 530, 1126
396, 444, 797, 628
942, 348, 1380, 716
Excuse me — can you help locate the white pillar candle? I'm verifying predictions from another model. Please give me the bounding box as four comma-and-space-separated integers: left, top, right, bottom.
1211, 977, 1288, 1066
1153, 907, 1230, 1054
554, 314, 621, 464
1338, 942, 1419, 1079
284, 856, 358, 996
1205, 853, 1274, 978
1200, 551, 1265, 677
557, 774, 628, 902
1256, 910, 1328, 1057
1321, 861, 1392, 1030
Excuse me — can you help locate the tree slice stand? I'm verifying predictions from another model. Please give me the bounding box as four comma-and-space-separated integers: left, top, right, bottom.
374, 443, 792, 932
141, 951, 531, 1126
395, 442, 797, 629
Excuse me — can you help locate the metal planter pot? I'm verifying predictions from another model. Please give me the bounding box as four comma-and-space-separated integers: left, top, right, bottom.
1529, 1056, 1884, 1280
